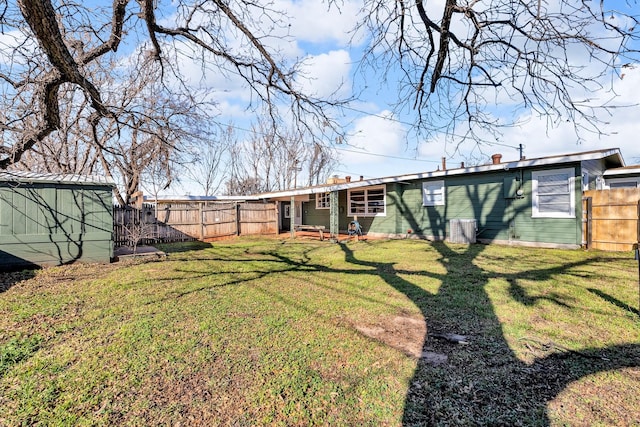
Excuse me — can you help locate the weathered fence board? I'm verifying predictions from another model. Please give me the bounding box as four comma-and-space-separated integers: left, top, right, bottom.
114, 201, 277, 247
583, 189, 640, 251
239, 202, 278, 236
201, 203, 238, 239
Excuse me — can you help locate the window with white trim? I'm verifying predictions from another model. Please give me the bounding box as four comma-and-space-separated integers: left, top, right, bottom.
348, 186, 386, 216
606, 178, 640, 188
532, 168, 575, 218
315, 192, 331, 209
422, 180, 445, 206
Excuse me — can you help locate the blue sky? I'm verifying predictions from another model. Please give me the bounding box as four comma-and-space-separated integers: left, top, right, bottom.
158, 0, 640, 193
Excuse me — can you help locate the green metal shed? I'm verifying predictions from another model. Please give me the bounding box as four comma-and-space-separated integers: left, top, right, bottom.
0, 171, 115, 269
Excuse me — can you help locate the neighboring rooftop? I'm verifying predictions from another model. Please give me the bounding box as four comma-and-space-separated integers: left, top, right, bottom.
145, 194, 262, 203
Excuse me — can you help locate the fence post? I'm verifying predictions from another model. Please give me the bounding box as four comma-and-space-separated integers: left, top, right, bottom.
637, 199, 639, 246
199, 202, 204, 240
582, 197, 592, 249
273, 202, 278, 235
236, 202, 240, 236
637, 200, 640, 316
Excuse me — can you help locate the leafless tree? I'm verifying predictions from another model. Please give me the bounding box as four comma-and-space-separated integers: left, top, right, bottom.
352, 0, 640, 147
8, 49, 208, 205
0, 0, 343, 180
306, 142, 338, 187
222, 118, 338, 195
13, 85, 100, 175
181, 125, 234, 197
225, 175, 263, 196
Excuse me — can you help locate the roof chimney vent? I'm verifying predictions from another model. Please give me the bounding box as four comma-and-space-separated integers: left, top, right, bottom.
491, 153, 502, 165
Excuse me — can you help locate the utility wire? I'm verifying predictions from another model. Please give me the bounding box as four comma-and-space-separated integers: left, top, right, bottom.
335, 146, 440, 163
209, 107, 521, 163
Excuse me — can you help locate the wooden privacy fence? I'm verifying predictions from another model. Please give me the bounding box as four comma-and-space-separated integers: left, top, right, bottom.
114, 201, 278, 247
583, 189, 640, 251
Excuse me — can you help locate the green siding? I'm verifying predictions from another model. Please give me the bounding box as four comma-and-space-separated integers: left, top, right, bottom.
369, 165, 583, 246
507, 167, 582, 245
0, 183, 113, 269
300, 164, 583, 247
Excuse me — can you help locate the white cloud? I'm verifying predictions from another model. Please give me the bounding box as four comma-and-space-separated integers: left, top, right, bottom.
295, 50, 352, 99
337, 111, 407, 172
498, 66, 640, 164
0, 29, 37, 66
276, 0, 362, 47
414, 65, 640, 168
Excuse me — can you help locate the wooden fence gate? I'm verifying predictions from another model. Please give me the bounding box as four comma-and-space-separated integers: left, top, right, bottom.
583, 189, 640, 251
114, 201, 278, 247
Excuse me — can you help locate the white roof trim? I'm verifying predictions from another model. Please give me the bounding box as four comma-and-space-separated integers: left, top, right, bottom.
603, 166, 640, 176
255, 148, 624, 199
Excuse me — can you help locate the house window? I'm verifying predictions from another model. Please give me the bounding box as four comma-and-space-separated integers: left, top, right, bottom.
316, 192, 331, 209
348, 186, 386, 216
283, 205, 291, 218
422, 180, 445, 206
532, 168, 575, 218
606, 178, 639, 188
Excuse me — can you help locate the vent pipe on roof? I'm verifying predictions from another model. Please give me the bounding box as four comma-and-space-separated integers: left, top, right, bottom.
345, 176, 351, 183
442, 157, 447, 171
491, 153, 502, 164
461, 162, 465, 168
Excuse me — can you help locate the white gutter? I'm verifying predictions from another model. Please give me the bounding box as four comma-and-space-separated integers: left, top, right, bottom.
604, 166, 640, 176
255, 148, 624, 199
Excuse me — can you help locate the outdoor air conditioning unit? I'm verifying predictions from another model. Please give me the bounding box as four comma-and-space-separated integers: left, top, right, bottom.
449, 219, 477, 244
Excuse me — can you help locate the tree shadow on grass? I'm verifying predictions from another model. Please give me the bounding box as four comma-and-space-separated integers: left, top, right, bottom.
0, 268, 37, 293
127, 238, 640, 424
587, 287, 640, 316
337, 241, 640, 426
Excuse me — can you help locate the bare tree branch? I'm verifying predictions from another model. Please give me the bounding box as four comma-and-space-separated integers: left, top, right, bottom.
355, 0, 640, 145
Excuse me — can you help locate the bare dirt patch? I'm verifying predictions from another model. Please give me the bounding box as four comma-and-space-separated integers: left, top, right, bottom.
355, 315, 428, 358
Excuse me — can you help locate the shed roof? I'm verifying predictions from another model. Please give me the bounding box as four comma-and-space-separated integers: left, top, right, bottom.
0, 170, 115, 186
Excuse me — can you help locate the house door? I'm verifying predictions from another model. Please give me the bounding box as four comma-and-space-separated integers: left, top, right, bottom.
281, 202, 291, 231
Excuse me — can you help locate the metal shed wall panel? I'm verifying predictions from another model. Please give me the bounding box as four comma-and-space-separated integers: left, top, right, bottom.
0, 182, 113, 269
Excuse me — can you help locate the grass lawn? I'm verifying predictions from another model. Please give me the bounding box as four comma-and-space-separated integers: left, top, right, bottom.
1, 237, 639, 426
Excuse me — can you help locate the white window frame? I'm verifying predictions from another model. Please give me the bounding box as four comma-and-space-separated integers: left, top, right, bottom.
283, 204, 291, 218
422, 180, 445, 206
347, 185, 386, 217
532, 168, 575, 218
315, 192, 331, 209
605, 178, 640, 189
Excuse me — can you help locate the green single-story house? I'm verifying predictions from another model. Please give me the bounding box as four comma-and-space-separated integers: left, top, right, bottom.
0, 171, 115, 269
257, 148, 637, 249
